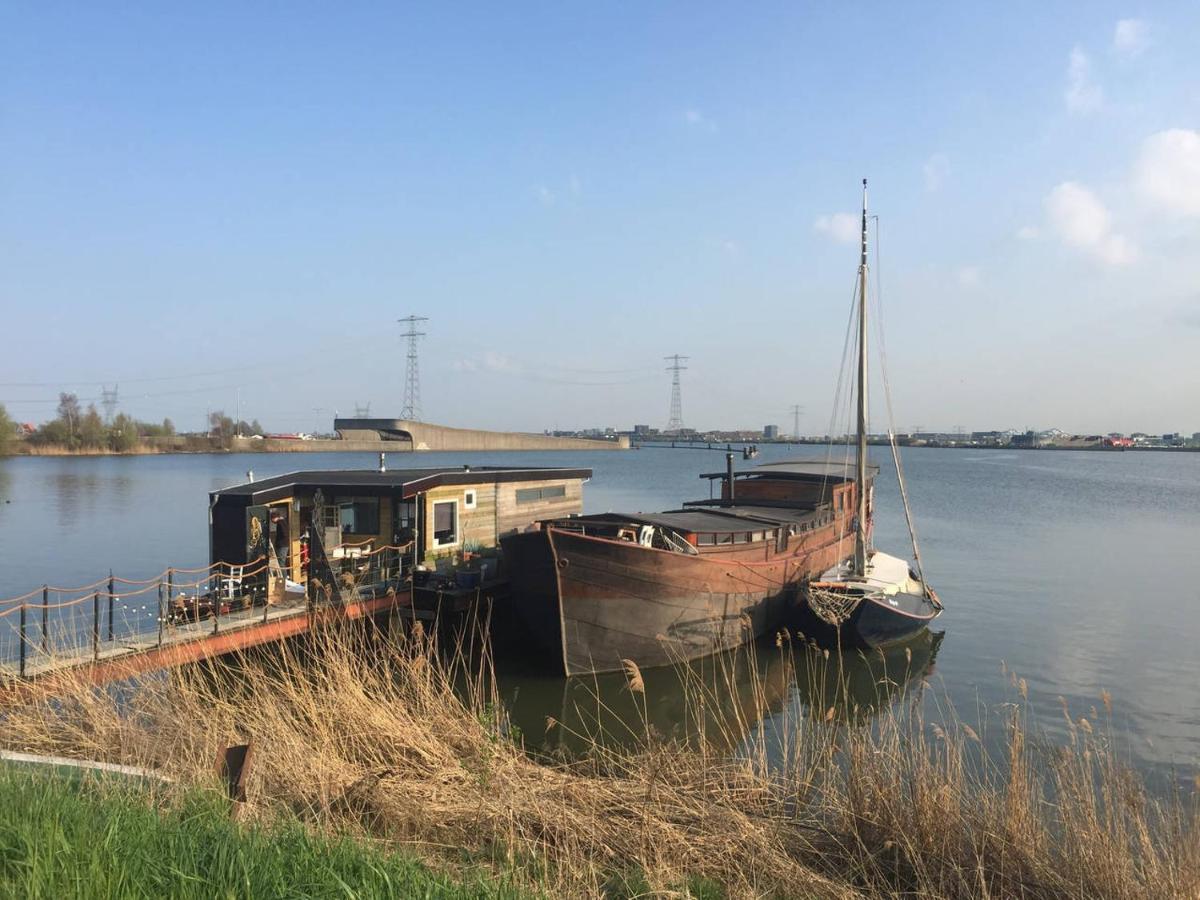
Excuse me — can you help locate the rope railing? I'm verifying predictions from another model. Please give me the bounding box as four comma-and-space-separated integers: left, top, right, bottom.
0, 546, 413, 679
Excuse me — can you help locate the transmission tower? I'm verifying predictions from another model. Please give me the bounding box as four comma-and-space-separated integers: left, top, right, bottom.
790, 403, 804, 439
353, 401, 371, 418
398, 315, 428, 421
100, 385, 119, 424
664, 354, 688, 433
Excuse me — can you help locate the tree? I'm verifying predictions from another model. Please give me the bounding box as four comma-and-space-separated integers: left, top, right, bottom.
162, 417, 175, 436
56, 392, 81, 441
209, 410, 235, 446
109, 413, 138, 452
249, 419, 263, 436
0, 404, 14, 455
78, 404, 105, 448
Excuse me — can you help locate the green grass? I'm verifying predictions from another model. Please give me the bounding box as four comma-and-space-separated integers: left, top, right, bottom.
0, 767, 529, 900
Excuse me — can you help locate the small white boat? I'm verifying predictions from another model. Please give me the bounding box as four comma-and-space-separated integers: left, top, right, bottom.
805, 551, 941, 647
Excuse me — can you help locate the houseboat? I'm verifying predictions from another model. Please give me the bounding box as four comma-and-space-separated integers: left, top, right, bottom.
208, 464, 591, 603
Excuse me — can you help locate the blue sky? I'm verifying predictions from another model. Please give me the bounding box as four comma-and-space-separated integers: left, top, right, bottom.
2, 3, 1199, 434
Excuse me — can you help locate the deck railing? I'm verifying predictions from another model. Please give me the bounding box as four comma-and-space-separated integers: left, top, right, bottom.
0, 543, 413, 679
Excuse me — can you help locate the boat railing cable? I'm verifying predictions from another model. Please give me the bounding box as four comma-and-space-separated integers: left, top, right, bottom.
873, 216, 938, 605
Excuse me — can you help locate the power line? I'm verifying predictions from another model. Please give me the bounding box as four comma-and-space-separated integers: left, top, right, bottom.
664, 354, 688, 433
398, 315, 428, 421
353, 401, 371, 418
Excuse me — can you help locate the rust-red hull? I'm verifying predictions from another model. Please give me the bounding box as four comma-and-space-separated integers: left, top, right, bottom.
502, 520, 853, 676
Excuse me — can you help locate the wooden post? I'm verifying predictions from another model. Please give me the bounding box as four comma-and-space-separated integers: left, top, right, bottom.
107, 571, 115, 643
92, 591, 100, 661
19, 603, 27, 679
41, 585, 49, 654
157, 580, 164, 648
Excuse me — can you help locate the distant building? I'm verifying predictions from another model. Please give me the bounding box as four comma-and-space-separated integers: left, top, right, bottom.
763, 425, 780, 439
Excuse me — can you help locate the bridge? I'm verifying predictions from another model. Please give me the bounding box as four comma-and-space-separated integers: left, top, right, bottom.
331, 418, 629, 451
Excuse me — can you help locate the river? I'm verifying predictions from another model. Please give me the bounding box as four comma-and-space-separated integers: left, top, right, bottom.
0, 445, 1197, 782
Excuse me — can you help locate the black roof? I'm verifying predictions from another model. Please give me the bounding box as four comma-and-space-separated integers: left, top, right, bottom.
211, 466, 591, 505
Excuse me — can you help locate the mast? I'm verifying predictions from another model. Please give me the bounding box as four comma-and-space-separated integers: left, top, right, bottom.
854, 178, 869, 576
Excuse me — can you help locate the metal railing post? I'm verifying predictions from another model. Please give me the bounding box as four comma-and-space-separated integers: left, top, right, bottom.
41, 585, 49, 654
157, 580, 164, 648
19, 603, 27, 679
107, 571, 115, 643
92, 591, 100, 661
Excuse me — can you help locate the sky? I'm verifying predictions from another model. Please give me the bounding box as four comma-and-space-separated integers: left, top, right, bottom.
2, 3, 1199, 436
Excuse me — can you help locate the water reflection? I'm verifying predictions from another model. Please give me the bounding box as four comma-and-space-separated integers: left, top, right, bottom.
500, 629, 944, 757
0, 463, 11, 521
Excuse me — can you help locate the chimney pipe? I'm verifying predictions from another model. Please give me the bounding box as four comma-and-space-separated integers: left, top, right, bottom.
379, 452, 386, 473
726, 453, 735, 501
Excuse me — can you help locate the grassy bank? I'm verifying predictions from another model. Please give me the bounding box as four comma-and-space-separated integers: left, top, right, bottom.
0, 766, 524, 899
1, 628, 1196, 898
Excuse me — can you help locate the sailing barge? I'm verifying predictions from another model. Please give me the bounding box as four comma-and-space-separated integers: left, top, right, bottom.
501, 457, 874, 676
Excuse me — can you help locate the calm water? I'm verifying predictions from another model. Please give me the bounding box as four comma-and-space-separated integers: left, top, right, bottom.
1, 446, 1198, 779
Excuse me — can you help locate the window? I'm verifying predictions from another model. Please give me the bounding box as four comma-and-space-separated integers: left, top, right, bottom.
432, 500, 458, 547
337, 498, 380, 535
515, 484, 567, 504
464, 489, 477, 510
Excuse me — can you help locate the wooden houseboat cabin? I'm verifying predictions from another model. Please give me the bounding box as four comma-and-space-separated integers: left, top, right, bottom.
208, 465, 590, 589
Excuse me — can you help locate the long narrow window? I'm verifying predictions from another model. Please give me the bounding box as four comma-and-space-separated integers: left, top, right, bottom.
515, 484, 568, 504
432, 500, 458, 547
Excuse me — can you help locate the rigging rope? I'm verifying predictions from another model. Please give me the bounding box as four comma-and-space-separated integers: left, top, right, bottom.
872, 217, 937, 604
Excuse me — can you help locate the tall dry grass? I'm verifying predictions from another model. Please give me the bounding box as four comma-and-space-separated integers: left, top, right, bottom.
2, 623, 1196, 898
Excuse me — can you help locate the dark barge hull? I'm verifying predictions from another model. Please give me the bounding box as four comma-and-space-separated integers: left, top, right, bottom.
502, 525, 852, 676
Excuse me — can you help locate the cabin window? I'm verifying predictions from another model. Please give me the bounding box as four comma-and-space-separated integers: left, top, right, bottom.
432, 500, 458, 547
464, 489, 477, 510
697, 534, 716, 546
516, 484, 567, 504
337, 498, 380, 535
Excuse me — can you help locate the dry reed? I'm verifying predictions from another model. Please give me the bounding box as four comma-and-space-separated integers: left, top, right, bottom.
1, 624, 1196, 898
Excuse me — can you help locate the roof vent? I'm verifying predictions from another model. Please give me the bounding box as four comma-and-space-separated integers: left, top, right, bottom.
246, 470, 254, 484
463, 464, 471, 472
379, 452, 387, 473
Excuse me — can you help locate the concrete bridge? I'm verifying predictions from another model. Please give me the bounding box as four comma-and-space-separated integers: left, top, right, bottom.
331, 419, 628, 452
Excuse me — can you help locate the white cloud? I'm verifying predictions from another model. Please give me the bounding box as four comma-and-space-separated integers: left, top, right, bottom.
1133, 129, 1200, 218
1113, 19, 1149, 58
536, 185, 556, 206
1016, 225, 1040, 240
1044, 181, 1138, 266
923, 153, 949, 191
1065, 46, 1103, 114
813, 212, 859, 243
957, 266, 981, 287
682, 109, 716, 132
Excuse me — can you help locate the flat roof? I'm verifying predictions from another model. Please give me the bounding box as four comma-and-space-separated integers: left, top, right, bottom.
211, 466, 592, 505
569, 504, 823, 534
700, 459, 880, 482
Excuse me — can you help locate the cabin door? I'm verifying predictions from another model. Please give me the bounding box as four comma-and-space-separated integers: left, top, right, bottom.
245, 505, 269, 565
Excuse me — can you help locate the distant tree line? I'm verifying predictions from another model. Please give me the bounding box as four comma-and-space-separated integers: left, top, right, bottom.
0, 393, 178, 454
0, 396, 268, 455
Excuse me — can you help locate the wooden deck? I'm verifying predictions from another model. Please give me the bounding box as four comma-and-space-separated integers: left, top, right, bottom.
0, 590, 418, 704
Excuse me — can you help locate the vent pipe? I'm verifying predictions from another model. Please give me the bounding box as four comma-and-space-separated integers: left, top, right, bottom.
379, 452, 387, 473
726, 453, 735, 501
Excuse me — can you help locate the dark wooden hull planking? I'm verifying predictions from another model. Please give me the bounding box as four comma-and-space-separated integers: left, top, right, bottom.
503, 520, 854, 676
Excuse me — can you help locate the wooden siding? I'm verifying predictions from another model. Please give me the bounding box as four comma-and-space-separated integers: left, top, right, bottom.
421, 477, 583, 557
